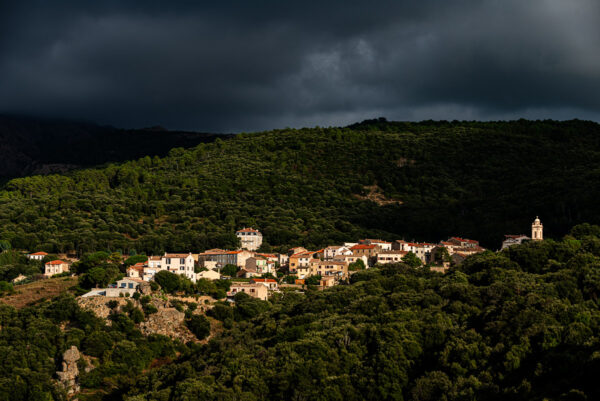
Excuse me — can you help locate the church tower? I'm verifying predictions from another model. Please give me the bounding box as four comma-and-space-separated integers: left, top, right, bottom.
531, 216, 543, 241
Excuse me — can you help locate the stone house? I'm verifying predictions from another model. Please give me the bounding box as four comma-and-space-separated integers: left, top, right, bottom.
44, 260, 70, 277
227, 282, 269, 301
236, 227, 263, 251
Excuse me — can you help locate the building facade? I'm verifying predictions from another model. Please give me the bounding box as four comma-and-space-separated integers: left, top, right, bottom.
236, 227, 263, 251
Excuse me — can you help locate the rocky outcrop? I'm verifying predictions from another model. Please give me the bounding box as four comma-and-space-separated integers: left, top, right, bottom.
56, 346, 80, 395
77, 297, 130, 320
139, 307, 197, 342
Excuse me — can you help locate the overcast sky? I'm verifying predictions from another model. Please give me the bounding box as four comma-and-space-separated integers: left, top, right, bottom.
1, 1, 599, 132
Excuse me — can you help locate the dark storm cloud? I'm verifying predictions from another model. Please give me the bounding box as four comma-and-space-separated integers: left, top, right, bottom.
1, 1, 599, 131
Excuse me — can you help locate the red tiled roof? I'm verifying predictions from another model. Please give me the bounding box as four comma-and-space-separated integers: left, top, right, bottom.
46, 260, 66, 265
236, 227, 260, 233
350, 244, 376, 250
164, 253, 191, 258
30, 251, 48, 256
251, 278, 277, 283
290, 251, 314, 258
128, 264, 144, 271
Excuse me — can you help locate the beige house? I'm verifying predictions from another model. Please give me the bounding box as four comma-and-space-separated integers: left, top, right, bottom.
296, 264, 311, 279
376, 250, 408, 264
349, 244, 381, 266
320, 276, 336, 287
289, 251, 315, 273
333, 254, 368, 267
309, 259, 348, 279
250, 278, 278, 290
236, 227, 263, 251
227, 283, 269, 301
196, 269, 221, 280
126, 262, 146, 279
44, 260, 69, 277
278, 253, 289, 267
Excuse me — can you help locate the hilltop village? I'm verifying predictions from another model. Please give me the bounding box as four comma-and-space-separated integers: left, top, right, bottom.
16, 218, 545, 302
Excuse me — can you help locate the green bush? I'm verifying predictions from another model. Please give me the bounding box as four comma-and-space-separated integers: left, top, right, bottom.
186, 314, 211, 340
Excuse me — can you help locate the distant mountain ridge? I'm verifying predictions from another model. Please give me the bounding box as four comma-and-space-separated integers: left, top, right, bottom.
0, 114, 232, 178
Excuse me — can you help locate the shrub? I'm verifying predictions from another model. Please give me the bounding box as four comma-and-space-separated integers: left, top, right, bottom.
186, 315, 211, 340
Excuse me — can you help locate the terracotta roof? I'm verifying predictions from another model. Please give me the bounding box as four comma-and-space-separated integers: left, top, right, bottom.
149, 256, 161, 260
127, 264, 144, 272
46, 260, 66, 265
361, 239, 392, 244
290, 251, 314, 258
236, 227, 260, 233
350, 244, 377, 250
30, 251, 48, 256
251, 278, 277, 283
378, 250, 408, 255
256, 253, 277, 258
164, 253, 191, 258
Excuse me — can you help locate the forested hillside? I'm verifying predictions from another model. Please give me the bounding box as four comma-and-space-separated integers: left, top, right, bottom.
0, 115, 231, 178
2, 226, 599, 400
2, 119, 600, 254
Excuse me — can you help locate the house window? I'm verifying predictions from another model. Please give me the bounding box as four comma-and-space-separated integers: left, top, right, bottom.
180, 258, 185, 264
129, 283, 134, 289
166, 258, 171, 264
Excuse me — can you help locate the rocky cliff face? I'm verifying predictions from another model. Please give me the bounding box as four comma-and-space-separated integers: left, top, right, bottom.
78, 294, 215, 343
139, 307, 198, 342
56, 346, 80, 395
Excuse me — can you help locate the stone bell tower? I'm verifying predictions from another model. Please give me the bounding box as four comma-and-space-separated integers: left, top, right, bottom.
531, 216, 543, 241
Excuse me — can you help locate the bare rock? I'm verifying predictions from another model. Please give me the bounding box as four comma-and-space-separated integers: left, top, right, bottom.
56, 346, 80, 395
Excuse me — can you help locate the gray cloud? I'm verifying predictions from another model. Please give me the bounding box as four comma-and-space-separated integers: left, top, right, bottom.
1, 0, 599, 131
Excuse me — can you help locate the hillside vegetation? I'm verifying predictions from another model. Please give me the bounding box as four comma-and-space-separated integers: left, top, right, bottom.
2, 226, 599, 400
0, 114, 231, 178
117, 227, 600, 401
2, 119, 600, 254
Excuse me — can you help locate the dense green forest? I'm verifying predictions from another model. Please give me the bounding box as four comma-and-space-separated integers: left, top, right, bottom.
1, 225, 599, 400
2, 119, 600, 254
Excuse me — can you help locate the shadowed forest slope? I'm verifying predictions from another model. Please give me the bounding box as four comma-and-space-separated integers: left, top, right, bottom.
1, 119, 600, 253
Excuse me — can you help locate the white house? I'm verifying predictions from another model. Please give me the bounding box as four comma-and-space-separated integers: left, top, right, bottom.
161, 253, 196, 282
236, 227, 263, 251
148, 256, 162, 269
324, 246, 353, 260
28, 251, 48, 261
501, 234, 530, 250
